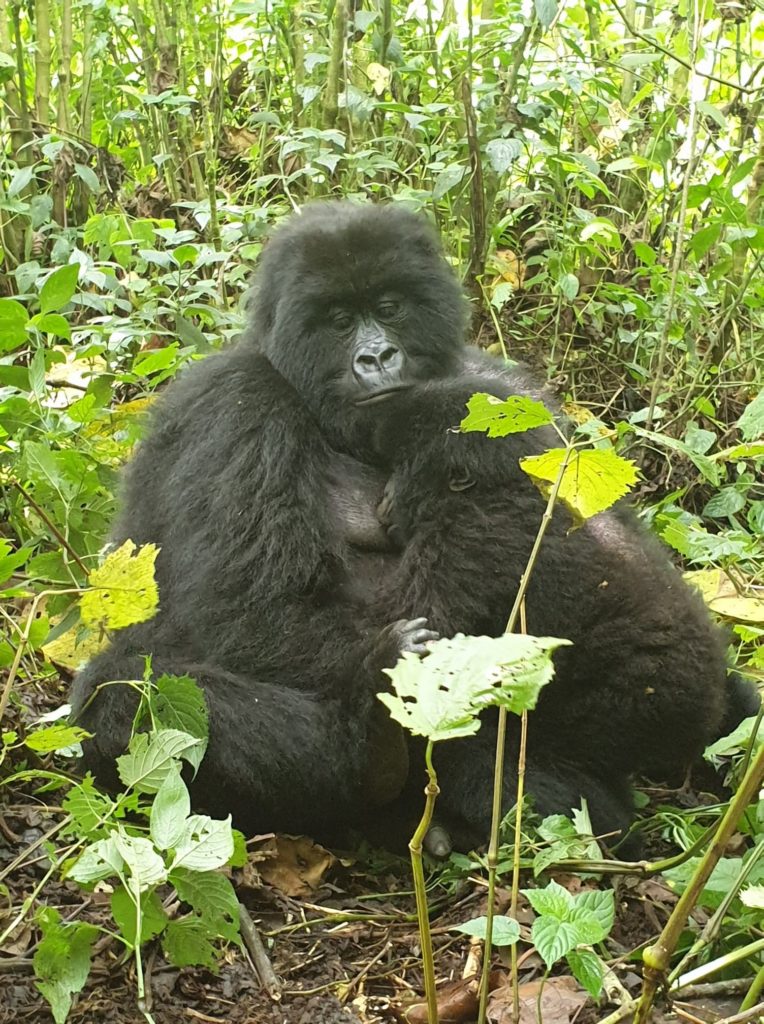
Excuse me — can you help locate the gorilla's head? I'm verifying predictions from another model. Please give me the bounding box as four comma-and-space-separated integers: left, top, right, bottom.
249, 202, 470, 417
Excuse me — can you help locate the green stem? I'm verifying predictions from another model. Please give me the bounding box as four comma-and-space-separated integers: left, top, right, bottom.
409, 740, 440, 1023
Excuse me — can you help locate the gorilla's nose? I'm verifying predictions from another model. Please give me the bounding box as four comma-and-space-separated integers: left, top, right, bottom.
353, 338, 404, 383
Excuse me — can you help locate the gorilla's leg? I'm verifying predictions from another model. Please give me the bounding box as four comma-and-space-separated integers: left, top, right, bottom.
429, 726, 635, 853
72, 617, 439, 839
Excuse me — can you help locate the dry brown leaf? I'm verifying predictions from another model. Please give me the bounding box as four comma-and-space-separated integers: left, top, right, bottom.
488, 975, 588, 1024
258, 835, 335, 896
400, 976, 480, 1023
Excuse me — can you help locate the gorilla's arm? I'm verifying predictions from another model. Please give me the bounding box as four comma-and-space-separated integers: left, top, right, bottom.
108, 344, 373, 683
363, 364, 742, 843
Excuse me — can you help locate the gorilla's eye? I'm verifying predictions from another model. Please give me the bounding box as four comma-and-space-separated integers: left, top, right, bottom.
377, 300, 402, 320
331, 311, 354, 332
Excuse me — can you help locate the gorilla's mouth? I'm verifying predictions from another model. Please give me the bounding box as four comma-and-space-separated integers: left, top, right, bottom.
354, 384, 411, 406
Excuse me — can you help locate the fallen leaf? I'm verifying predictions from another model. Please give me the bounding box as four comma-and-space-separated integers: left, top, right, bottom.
488, 975, 588, 1024
259, 836, 335, 897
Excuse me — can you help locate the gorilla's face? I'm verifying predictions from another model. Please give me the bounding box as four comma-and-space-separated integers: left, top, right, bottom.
249, 203, 470, 418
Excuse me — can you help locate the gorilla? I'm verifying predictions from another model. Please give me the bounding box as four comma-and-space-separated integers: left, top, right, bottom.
71, 201, 756, 853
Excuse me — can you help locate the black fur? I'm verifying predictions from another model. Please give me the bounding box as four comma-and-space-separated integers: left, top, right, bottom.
71, 202, 756, 849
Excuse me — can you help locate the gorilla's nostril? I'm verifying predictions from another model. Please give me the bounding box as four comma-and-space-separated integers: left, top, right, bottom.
357, 354, 379, 368
380, 346, 399, 365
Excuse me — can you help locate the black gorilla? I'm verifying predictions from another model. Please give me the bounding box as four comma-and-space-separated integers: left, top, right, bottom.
72, 202, 756, 850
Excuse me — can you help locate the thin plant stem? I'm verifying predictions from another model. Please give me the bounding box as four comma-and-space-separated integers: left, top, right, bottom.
409, 739, 440, 1023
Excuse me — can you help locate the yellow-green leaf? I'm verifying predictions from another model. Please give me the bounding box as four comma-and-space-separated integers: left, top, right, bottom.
460, 393, 553, 438
520, 448, 639, 521
80, 540, 159, 631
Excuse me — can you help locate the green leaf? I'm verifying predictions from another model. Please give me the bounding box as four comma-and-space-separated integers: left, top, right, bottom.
150, 762, 191, 850
153, 674, 209, 772
25, 723, 90, 753
110, 886, 168, 949
68, 836, 124, 885
460, 393, 553, 437
432, 163, 466, 200
170, 868, 240, 942
169, 814, 235, 872
738, 390, 764, 441
453, 915, 520, 946
0, 542, 30, 585
702, 487, 747, 518
531, 916, 579, 968
520, 448, 639, 521
485, 138, 522, 174
379, 633, 568, 742
80, 540, 159, 631
567, 948, 605, 997
559, 273, 580, 301
33, 908, 98, 1024
0, 297, 30, 352
113, 832, 168, 893
62, 777, 114, 839
163, 918, 218, 969
579, 217, 621, 249
117, 729, 204, 794
573, 889, 615, 940
74, 163, 101, 192
534, 0, 557, 26
30, 313, 71, 340
523, 880, 572, 919
39, 264, 80, 315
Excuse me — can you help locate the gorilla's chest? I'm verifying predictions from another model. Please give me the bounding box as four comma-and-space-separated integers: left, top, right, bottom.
325, 453, 399, 606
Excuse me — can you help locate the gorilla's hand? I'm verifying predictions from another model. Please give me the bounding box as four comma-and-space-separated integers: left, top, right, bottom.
366, 617, 439, 679
377, 477, 406, 547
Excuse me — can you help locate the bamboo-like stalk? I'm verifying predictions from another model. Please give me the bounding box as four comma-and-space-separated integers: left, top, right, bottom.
322, 0, 347, 128
33, 0, 52, 123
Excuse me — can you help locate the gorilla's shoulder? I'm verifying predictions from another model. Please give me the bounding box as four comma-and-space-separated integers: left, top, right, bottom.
458, 349, 557, 406
151, 344, 295, 420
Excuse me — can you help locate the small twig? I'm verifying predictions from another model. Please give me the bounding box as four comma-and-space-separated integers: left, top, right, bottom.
13, 480, 90, 577
238, 902, 282, 1000
713, 1002, 764, 1024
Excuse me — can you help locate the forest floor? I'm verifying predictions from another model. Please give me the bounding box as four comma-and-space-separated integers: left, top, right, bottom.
0, 670, 749, 1024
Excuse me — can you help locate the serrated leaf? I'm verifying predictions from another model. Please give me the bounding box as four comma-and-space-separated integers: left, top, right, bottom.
163, 917, 218, 968
453, 915, 520, 946
567, 948, 605, 997
113, 832, 168, 893
738, 390, 764, 441
170, 868, 240, 942
379, 633, 567, 742
68, 836, 124, 884
117, 729, 203, 794
702, 487, 746, 518
25, 723, 90, 753
39, 264, 79, 315
80, 540, 159, 631
169, 814, 235, 872
110, 886, 168, 949
33, 908, 98, 1024
531, 916, 579, 968
62, 777, 113, 839
523, 880, 572, 919
741, 885, 764, 910
150, 762, 191, 850
573, 889, 615, 939
153, 674, 209, 772
460, 393, 553, 437
520, 448, 639, 521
